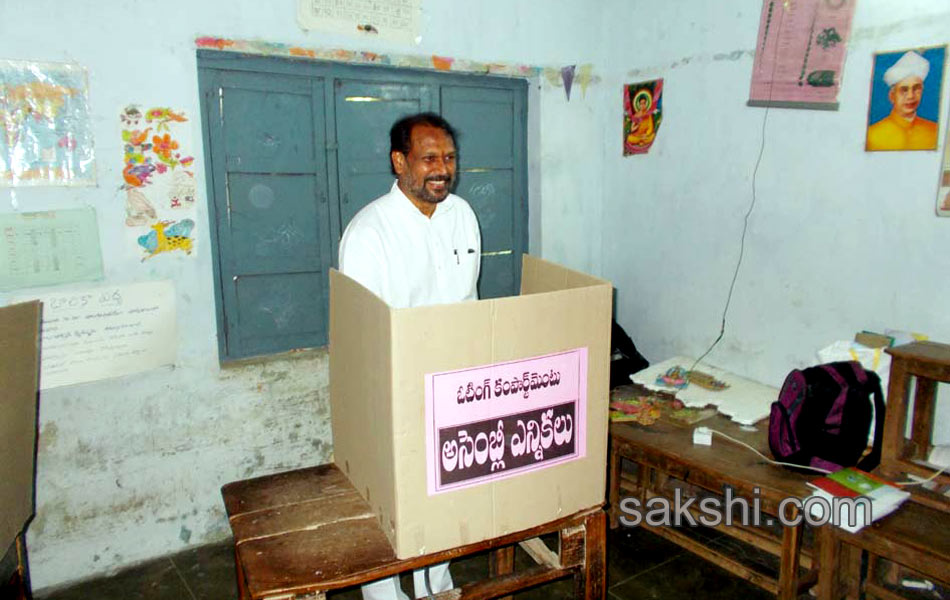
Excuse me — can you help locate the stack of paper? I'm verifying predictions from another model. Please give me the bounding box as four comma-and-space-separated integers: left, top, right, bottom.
630, 356, 777, 425
806, 468, 910, 533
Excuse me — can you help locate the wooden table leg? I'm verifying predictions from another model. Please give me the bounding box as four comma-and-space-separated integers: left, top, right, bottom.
490, 545, 515, 600
235, 546, 250, 600
777, 517, 803, 600
910, 378, 937, 461
881, 359, 910, 477
574, 510, 606, 600
816, 525, 838, 600
608, 437, 621, 528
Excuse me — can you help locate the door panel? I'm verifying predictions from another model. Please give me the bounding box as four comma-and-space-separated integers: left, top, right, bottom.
208, 70, 331, 358
219, 72, 316, 174
334, 80, 432, 229
198, 52, 527, 360
442, 85, 525, 299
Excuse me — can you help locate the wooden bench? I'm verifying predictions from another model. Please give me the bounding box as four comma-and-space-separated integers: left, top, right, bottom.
608, 415, 817, 600
221, 463, 606, 600
816, 499, 950, 599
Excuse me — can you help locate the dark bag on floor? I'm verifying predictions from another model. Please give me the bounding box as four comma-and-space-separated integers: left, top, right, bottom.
768, 361, 885, 472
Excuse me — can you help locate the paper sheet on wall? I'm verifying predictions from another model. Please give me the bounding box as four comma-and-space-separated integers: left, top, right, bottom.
0, 59, 96, 186
631, 356, 778, 426
748, 0, 856, 110
120, 105, 197, 260
297, 0, 421, 44
11, 280, 176, 389
0, 208, 103, 291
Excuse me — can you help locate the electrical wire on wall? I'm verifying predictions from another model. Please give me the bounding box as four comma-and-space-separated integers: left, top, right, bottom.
688, 102, 771, 376
688, 7, 784, 378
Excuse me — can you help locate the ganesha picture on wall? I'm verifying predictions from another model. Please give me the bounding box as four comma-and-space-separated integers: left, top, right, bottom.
624, 79, 663, 156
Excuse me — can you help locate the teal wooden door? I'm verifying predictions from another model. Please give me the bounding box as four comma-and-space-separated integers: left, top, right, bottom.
203, 70, 333, 359
441, 84, 526, 299
199, 52, 527, 360
333, 80, 433, 232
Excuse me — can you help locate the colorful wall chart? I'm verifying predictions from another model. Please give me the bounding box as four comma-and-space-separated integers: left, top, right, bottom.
0, 60, 96, 186
120, 105, 197, 260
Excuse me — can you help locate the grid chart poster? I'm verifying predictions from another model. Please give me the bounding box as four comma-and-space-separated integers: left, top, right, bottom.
749, 0, 857, 110
0, 208, 103, 291
297, 0, 421, 44
425, 348, 588, 495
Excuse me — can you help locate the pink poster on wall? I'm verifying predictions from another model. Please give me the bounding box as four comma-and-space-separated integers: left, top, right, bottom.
424, 348, 588, 495
748, 0, 856, 110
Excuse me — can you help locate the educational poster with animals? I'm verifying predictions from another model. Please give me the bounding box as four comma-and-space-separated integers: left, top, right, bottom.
623, 79, 663, 156
120, 105, 197, 260
0, 59, 96, 186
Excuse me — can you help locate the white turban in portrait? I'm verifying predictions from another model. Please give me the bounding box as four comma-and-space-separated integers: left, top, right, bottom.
883, 51, 930, 87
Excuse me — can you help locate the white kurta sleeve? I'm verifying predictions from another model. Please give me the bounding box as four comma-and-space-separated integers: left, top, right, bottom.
338, 223, 387, 302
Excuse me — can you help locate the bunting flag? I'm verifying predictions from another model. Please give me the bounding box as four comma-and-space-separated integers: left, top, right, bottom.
561, 65, 576, 101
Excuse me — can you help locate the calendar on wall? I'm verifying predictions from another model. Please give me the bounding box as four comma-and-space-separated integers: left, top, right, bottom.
297, 0, 421, 45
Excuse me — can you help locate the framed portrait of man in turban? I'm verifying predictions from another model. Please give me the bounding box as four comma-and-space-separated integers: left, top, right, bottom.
865, 45, 946, 152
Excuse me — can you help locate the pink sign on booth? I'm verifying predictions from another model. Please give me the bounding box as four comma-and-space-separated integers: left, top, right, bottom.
424, 348, 588, 495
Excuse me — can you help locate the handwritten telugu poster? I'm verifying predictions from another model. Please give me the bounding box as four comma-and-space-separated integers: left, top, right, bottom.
0, 208, 103, 291
297, 0, 421, 44
748, 0, 857, 110
424, 348, 588, 495
12, 280, 176, 389
0, 60, 96, 186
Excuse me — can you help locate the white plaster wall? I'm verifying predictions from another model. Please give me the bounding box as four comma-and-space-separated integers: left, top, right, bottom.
0, 0, 607, 589
600, 1, 950, 434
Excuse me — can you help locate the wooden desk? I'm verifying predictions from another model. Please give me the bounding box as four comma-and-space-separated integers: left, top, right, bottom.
222, 464, 606, 600
881, 341, 950, 508
608, 416, 816, 600
816, 499, 950, 600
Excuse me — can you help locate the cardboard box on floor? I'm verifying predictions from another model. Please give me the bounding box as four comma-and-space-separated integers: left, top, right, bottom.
330, 255, 611, 558
0, 301, 42, 552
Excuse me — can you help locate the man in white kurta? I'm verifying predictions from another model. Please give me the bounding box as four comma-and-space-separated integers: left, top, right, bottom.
339, 180, 480, 308
339, 113, 480, 600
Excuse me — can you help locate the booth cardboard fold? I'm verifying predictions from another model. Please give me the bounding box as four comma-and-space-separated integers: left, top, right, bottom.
330, 255, 611, 557
0, 301, 42, 551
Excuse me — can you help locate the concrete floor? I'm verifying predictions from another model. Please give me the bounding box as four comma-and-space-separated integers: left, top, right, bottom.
35, 525, 780, 600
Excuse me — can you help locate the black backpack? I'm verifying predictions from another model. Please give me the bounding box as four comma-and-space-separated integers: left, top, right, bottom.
768, 361, 885, 472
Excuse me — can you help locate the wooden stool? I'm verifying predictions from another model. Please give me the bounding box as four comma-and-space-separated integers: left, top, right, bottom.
221, 464, 607, 600
881, 341, 950, 507
816, 500, 950, 599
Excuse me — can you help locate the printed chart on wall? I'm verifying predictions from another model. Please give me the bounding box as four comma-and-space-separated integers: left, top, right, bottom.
0, 208, 103, 291
120, 105, 197, 261
425, 348, 588, 495
0, 60, 96, 186
748, 0, 857, 110
297, 0, 421, 44
11, 280, 176, 389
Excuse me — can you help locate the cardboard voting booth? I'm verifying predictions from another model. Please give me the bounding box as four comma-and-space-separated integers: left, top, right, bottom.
330, 255, 611, 558
0, 301, 42, 558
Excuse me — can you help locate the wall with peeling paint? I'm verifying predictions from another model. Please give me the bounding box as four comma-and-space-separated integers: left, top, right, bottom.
0, 0, 607, 590
601, 1, 950, 436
